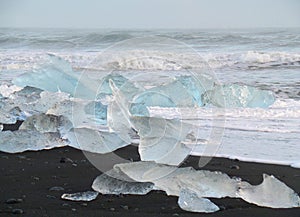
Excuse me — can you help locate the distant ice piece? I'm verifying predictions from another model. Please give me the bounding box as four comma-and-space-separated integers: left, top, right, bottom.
203, 83, 275, 108
61, 191, 99, 201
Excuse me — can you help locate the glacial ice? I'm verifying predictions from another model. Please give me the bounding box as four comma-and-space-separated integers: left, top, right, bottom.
178, 188, 220, 213
0, 130, 66, 153
238, 174, 300, 208
20, 114, 60, 133
114, 161, 245, 197
92, 168, 154, 195
111, 161, 300, 211
176, 75, 214, 106
64, 127, 130, 154
108, 80, 198, 165
202, 83, 275, 108
1, 54, 293, 213
13, 55, 81, 96
61, 191, 99, 202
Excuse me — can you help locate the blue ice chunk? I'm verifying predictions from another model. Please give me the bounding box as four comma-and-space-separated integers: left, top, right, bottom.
129, 92, 176, 116
12, 54, 95, 99
177, 76, 207, 106
129, 80, 196, 116
84, 101, 107, 125
97, 74, 140, 100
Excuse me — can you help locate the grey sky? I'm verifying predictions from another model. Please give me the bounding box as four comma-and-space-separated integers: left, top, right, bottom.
0, 0, 299, 29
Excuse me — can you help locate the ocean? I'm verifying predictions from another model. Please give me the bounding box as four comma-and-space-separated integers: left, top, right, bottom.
0, 28, 299, 167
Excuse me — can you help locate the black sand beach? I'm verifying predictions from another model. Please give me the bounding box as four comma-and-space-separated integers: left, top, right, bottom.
0, 145, 299, 217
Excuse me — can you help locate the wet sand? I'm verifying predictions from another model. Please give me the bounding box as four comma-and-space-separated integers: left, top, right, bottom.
0, 145, 300, 217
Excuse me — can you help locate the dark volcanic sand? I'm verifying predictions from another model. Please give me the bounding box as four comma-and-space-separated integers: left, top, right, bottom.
0, 145, 300, 217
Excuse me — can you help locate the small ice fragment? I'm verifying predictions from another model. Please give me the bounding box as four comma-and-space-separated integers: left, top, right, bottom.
238, 174, 300, 208
61, 191, 99, 201
178, 188, 219, 213
92, 169, 154, 195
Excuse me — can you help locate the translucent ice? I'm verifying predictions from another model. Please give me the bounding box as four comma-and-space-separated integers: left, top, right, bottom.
108, 81, 197, 165
238, 174, 300, 208
114, 162, 300, 211
47, 98, 107, 127
114, 162, 244, 197
0, 130, 66, 153
64, 127, 130, 154
13, 55, 82, 96
178, 188, 219, 213
202, 83, 275, 108
97, 73, 140, 100
20, 114, 60, 133
92, 168, 154, 195
61, 191, 99, 201
176, 75, 214, 106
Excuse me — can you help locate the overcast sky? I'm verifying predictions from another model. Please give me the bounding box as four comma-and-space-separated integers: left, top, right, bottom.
0, 0, 299, 29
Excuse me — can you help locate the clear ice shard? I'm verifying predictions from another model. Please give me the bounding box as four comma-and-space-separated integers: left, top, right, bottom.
64, 127, 130, 154
238, 174, 300, 208
92, 168, 154, 195
178, 188, 220, 213
202, 83, 275, 108
61, 191, 99, 201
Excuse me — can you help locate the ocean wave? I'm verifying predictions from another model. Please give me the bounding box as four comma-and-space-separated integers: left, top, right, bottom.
1, 50, 300, 73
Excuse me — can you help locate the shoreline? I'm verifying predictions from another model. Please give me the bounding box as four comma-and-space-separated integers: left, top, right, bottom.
1, 146, 299, 216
